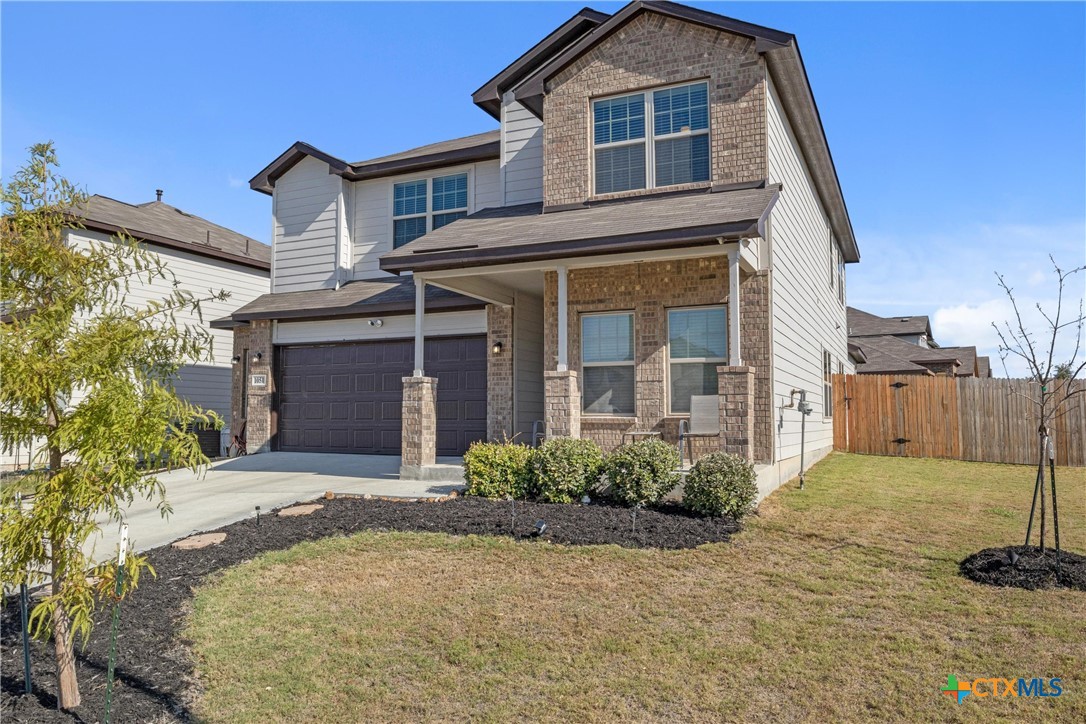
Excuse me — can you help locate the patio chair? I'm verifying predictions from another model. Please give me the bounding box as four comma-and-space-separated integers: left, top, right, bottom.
531, 420, 546, 448
228, 421, 247, 457
677, 395, 720, 466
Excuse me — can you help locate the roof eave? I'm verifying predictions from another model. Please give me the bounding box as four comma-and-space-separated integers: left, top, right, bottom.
379, 219, 759, 274
249, 142, 352, 196
232, 294, 485, 323
73, 219, 271, 271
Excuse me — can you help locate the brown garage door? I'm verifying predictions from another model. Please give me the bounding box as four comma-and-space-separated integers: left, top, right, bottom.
276, 336, 487, 456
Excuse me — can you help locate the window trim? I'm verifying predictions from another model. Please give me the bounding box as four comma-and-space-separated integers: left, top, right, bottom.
665, 304, 728, 416
580, 310, 636, 417
390, 168, 473, 249
823, 349, 834, 419
591, 79, 711, 196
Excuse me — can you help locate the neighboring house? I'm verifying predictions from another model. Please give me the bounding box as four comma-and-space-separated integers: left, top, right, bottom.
221, 0, 861, 495
846, 306, 991, 377
2, 193, 271, 470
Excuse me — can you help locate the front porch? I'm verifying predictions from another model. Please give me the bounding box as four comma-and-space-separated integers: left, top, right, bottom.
399, 246, 774, 477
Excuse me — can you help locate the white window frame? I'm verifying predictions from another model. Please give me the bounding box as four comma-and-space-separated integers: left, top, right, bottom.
837, 243, 846, 305
666, 305, 727, 416
581, 311, 636, 417
823, 349, 834, 419
591, 79, 711, 196
391, 169, 473, 248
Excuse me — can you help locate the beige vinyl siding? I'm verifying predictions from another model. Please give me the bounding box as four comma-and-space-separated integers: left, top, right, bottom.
766, 75, 849, 463
513, 292, 545, 441
351, 160, 501, 278
2, 229, 270, 468
501, 98, 544, 205
273, 310, 487, 346
273, 155, 341, 293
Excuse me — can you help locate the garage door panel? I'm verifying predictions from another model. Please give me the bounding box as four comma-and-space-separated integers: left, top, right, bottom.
278, 335, 486, 456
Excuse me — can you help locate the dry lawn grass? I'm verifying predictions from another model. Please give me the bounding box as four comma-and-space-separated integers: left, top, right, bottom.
187, 453, 1085, 722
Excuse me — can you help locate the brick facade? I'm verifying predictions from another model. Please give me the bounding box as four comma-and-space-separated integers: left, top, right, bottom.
544, 370, 581, 439
717, 365, 755, 460
234, 319, 274, 454
401, 376, 437, 469
543, 11, 767, 208
542, 257, 772, 461
486, 305, 514, 441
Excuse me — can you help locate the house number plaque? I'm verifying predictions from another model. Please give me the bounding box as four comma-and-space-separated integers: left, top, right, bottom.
250, 374, 268, 388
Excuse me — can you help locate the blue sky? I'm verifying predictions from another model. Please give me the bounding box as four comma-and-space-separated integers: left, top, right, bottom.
3, 2, 1084, 374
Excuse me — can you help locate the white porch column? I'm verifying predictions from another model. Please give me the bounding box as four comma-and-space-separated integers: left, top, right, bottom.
728, 248, 742, 366
556, 265, 569, 372
413, 275, 425, 376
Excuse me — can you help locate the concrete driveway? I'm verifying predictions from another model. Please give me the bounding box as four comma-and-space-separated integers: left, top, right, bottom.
87, 452, 464, 561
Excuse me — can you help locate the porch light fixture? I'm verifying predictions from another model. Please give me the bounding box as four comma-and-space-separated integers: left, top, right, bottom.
491, 341, 503, 355
251, 352, 263, 363
231, 355, 241, 365
368, 319, 383, 327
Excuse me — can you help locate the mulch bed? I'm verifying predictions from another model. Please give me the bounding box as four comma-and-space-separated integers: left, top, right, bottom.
1, 495, 739, 722
959, 545, 1086, 592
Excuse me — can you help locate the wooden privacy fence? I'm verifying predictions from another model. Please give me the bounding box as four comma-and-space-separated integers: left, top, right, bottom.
832, 374, 1086, 467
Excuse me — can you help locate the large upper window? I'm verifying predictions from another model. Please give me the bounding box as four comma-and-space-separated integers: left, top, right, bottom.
593, 81, 710, 195
823, 349, 834, 418
582, 313, 635, 415
393, 172, 468, 248
668, 306, 727, 414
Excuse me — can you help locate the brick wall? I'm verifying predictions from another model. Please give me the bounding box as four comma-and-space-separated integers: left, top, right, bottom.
543, 11, 767, 208
542, 256, 772, 461
237, 319, 273, 453
401, 376, 437, 468
544, 371, 580, 439
487, 305, 514, 441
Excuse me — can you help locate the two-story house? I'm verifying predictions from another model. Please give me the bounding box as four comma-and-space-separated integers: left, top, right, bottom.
223, 1, 860, 495
847, 306, 991, 377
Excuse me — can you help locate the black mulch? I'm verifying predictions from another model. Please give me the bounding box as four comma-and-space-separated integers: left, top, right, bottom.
959, 545, 1086, 592
1, 495, 739, 722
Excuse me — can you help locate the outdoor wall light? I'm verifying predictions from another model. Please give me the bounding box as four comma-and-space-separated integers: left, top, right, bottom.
491, 341, 503, 355
368, 319, 383, 327
251, 352, 263, 363
230, 355, 242, 365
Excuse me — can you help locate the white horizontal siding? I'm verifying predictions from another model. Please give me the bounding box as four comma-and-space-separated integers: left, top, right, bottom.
502, 98, 543, 205
273, 310, 487, 345
350, 160, 501, 278
273, 156, 340, 293
3, 230, 270, 468
766, 75, 850, 464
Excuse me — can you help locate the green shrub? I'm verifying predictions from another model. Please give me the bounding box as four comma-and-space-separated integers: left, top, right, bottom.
682, 452, 758, 519
604, 438, 681, 507
462, 441, 534, 499
533, 437, 604, 503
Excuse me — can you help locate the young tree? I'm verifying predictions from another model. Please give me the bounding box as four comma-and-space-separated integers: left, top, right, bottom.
993, 255, 1085, 559
0, 143, 227, 709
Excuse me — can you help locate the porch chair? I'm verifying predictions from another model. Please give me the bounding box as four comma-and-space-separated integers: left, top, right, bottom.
228, 421, 247, 457
677, 395, 720, 466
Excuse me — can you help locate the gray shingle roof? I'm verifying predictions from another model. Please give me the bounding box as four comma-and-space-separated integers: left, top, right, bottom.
380, 186, 778, 272
71, 195, 269, 269
852, 335, 967, 375
977, 356, 992, 377
941, 346, 978, 376
351, 130, 500, 167
226, 276, 484, 322
846, 306, 932, 338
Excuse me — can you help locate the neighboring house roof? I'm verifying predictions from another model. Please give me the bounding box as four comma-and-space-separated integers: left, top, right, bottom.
380, 185, 779, 274
941, 346, 978, 377
851, 335, 964, 375
847, 342, 867, 364
504, 0, 858, 264
847, 306, 932, 340
249, 131, 500, 195
977, 356, 992, 378
218, 276, 484, 325
70, 194, 270, 271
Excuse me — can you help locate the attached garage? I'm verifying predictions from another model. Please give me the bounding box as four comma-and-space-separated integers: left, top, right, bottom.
276, 335, 487, 456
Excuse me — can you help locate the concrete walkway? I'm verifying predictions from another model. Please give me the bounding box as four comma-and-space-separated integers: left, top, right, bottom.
87, 452, 463, 561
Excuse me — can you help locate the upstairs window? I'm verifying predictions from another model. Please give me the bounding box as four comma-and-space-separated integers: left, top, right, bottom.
823, 350, 834, 418
593, 81, 710, 195
393, 172, 468, 248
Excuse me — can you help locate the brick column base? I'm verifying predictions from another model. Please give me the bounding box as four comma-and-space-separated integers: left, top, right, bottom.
242, 319, 274, 454
401, 377, 437, 475
718, 365, 755, 461
544, 370, 580, 440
